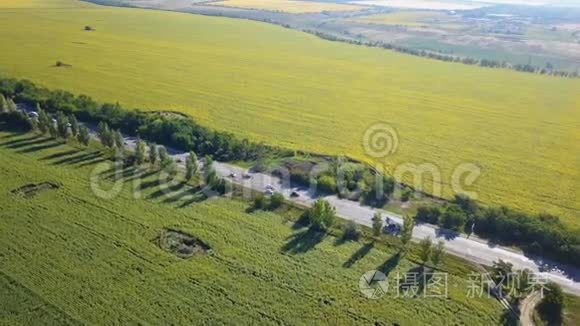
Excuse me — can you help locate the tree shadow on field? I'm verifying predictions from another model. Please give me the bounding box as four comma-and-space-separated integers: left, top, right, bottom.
3, 137, 53, 151
16, 140, 62, 153
138, 176, 169, 191
343, 241, 374, 268
163, 185, 202, 204
281, 227, 326, 254
397, 266, 434, 298
177, 192, 207, 208
76, 157, 109, 168
0, 132, 27, 139
124, 168, 159, 183
376, 252, 401, 277
0, 135, 44, 148
147, 180, 187, 200
41, 149, 81, 161
51, 151, 103, 166
104, 165, 138, 181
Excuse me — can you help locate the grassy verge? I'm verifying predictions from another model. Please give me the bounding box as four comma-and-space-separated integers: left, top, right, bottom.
0, 128, 506, 324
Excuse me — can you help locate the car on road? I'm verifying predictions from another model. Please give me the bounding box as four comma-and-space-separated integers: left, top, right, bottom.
290, 191, 300, 198
264, 189, 274, 195
242, 173, 252, 179
229, 172, 237, 178
265, 184, 275, 191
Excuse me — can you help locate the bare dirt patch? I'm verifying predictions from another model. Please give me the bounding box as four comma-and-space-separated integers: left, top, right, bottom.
11, 182, 60, 198
157, 228, 211, 259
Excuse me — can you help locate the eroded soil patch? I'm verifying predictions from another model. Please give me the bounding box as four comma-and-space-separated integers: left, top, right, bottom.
11, 182, 59, 198
157, 228, 211, 259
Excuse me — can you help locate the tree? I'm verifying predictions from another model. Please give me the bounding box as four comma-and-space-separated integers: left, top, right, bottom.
56, 111, 69, 139
440, 205, 467, 231
515, 269, 532, 297
98, 122, 113, 147
0, 93, 6, 112
400, 214, 414, 253
371, 212, 383, 237
401, 188, 413, 202
134, 137, 146, 165
415, 206, 441, 224
48, 120, 58, 138
204, 155, 217, 182
269, 192, 284, 210
6, 97, 17, 112
69, 114, 79, 137
113, 130, 123, 149
37, 107, 50, 134
491, 259, 513, 292
185, 151, 198, 181
307, 199, 336, 232
77, 125, 90, 146
418, 237, 433, 266
317, 175, 337, 194
538, 282, 564, 325
204, 155, 213, 169
431, 240, 446, 267
164, 160, 177, 178
158, 146, 170, 165
148, 143, 158, 165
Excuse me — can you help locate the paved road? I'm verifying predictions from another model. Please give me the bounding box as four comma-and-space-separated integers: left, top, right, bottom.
20, 105, 580, 295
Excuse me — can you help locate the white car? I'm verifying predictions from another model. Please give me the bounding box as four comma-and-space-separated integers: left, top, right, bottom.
229, 172, 237, 178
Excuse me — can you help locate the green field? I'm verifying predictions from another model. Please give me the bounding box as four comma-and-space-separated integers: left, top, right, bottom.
0, 0, 578, 227
0, 129, 508, 324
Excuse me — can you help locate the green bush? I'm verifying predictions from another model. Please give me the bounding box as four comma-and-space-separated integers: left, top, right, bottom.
342, 221, 361, 241
316, 175, 337, 194
269, 192, 284, 210
538, 282, 564, 324
307, 199, 336, 232
253, 194, 266, 210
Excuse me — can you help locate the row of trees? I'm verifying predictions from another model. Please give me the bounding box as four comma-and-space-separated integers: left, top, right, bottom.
131, 133, 225, 192
0, 93, 18, 112
415, 195, 580, 267
305, 30, 579, 78
0, 77, 292, 163
17, 102, 225, 196
32, 105, 91, 145
418, 237, 446, 269
2, 77, 400, 208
